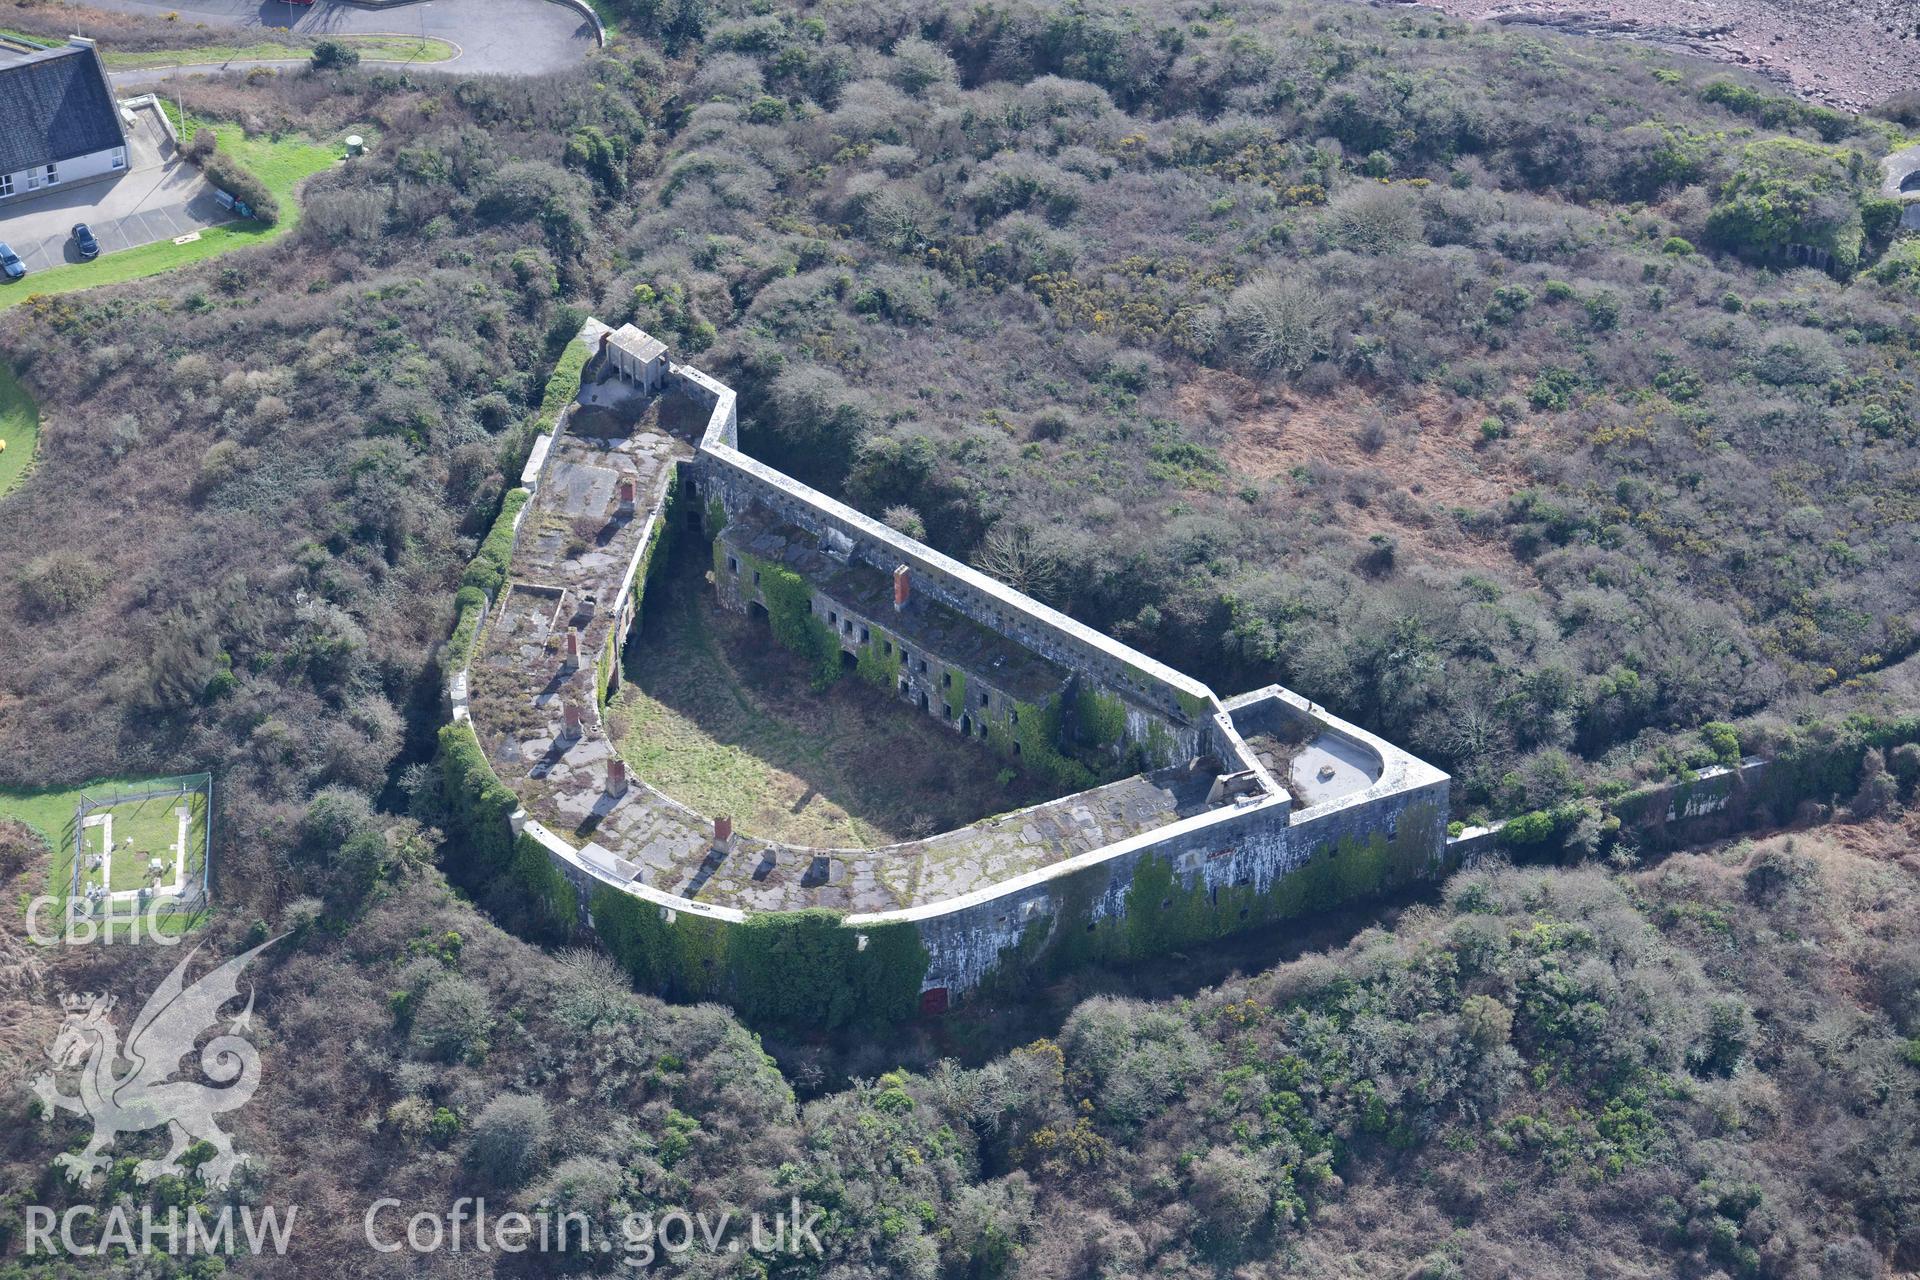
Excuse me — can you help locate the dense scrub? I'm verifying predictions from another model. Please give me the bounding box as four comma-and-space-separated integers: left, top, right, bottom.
1, 1, 1919, 1276
586, 0, 1920, 817
7, 808, 1920, 1277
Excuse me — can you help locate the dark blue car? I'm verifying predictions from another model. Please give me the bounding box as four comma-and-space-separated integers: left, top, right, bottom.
72, 224, 99, 260
0, 242, 23, 281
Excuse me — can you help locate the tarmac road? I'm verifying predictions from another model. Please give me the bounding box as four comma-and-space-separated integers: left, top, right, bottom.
84, 0, 595, 78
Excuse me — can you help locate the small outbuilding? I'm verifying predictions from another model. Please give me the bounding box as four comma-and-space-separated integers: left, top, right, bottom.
0, 38, 128, 204
599, 324, 669, 392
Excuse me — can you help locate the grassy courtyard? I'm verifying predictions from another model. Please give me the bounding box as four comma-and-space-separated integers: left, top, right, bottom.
0, 363, 36, 499
78, 790, 207, 896
0, 775, 210, 924
609, 553, 1068, 848
0, 118, 367, 314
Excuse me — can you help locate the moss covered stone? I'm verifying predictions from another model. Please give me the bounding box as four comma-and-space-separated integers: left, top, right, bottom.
590, 895, 928, 1026
856, 633, 902, 689
1074, 684, 1127, 750
982, 803, 1445, 984
437, 721, 519, 880
461, 488, 531, 597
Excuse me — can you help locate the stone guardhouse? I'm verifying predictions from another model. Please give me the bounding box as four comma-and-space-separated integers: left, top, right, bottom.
598, 324, 669, 393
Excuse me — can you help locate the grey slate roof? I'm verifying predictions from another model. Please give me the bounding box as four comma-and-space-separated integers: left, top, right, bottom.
0, 43, 126, 176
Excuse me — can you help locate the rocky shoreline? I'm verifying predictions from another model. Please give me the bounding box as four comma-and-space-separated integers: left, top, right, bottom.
1379, 0, 1920, 111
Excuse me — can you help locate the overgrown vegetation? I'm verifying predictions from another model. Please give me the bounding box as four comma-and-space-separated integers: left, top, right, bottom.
583, 0, 1920, 821
2, 4, 1920, 1276
613, 547, 1070, 844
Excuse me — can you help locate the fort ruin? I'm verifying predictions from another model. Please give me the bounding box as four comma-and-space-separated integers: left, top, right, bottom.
448, 322, 1453, 1015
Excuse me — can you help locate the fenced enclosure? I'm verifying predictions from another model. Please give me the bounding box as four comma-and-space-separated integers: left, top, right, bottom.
67, 772, 213, 932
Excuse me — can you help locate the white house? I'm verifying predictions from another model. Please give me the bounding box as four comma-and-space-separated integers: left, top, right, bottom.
0, 38, 128, 205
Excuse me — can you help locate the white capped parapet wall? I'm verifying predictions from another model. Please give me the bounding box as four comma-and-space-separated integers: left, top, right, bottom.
455, 325, 1453, 1009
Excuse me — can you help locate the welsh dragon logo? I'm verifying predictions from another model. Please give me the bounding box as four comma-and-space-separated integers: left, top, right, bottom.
31, 938, 280, 1189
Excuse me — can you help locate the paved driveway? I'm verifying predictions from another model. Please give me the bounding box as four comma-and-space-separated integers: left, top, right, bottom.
0, 105, 234, 273
84, 0, 594, 77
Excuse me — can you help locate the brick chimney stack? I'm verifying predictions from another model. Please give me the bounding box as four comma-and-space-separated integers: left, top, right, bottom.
714, 814, 733, 847
893, 565, 911, 611
607, 758, 629, 796
561, 701, 581, 740
564, 627, 581, 666
617, 478, 637, 514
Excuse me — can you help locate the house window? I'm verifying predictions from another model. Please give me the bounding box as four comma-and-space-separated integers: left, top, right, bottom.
828, 612, 837, 626
917, 659, 927, 673
860, 626, 869, 642
25, 171, 40, 191
1010, 708, 1019, 726
111, 147, 126, 170
942, 672, 951, 688
979, 691, 990, 708
0, 173, 11, 197
43, 163, 57, 185
882, 641, 892, 656
727, 556, 738, 574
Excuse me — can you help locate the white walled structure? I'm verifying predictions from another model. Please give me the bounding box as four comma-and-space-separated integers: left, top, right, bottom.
0, 39, 128, 205
598, 324, 669, 392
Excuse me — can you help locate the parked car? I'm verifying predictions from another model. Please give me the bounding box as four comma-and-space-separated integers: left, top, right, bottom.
0, 243, 24, 281
72, 224, 99, 260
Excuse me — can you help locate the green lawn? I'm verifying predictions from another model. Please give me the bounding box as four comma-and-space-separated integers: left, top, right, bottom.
609, 552, 1058, 847
0, 364, 37, 499
2, 776, 211, 931
0, 120, 370, 314
103, 34, 457, 69
79, 791, 207, 895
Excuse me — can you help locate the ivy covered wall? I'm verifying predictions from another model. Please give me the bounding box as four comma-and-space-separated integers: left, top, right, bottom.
437, 721, 518, 880
589, 893, 929, 1027
460, 487, 531, 597
948, 794, 1451, 998
590, 886, 731, 1002
719, 545, 843, 689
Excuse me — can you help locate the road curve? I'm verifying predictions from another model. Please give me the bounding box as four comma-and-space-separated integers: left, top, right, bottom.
83, 0, 594, 77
